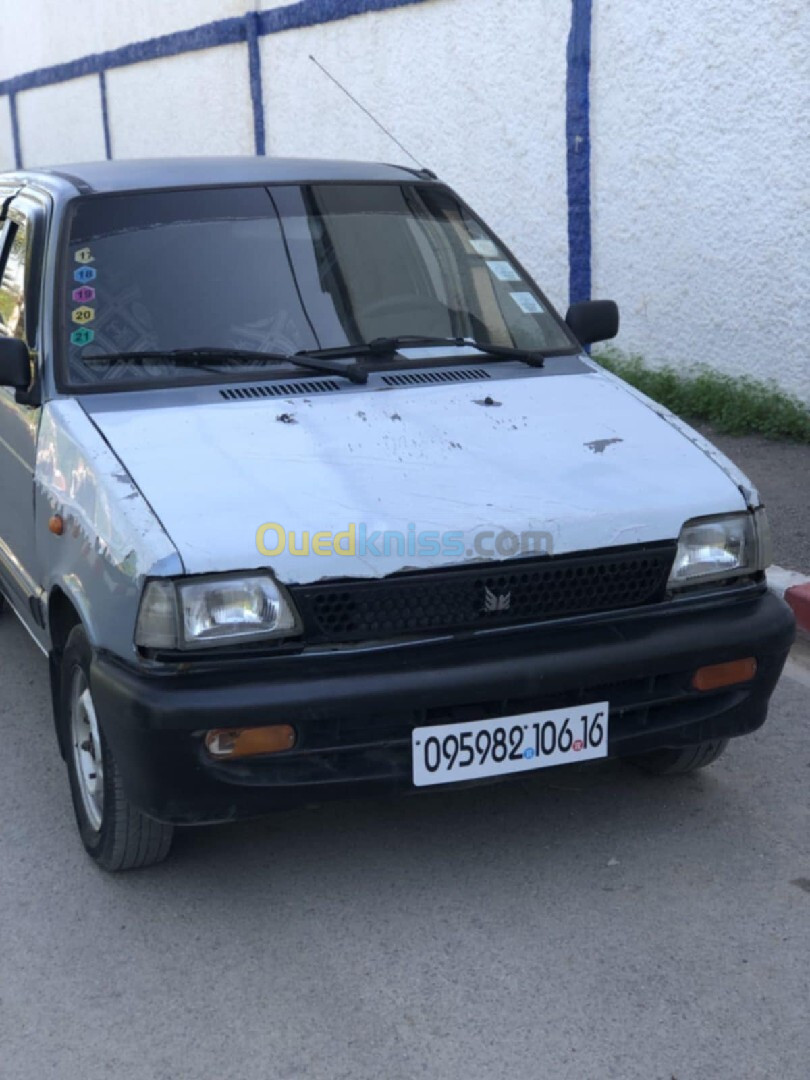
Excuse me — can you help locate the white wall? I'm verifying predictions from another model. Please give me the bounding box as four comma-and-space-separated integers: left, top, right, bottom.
591, 0, 810, 399
17, 77, 108, 164
0, 0, 255, 80
106, 46, 255, 158
0, 0, 807, 397
0, 99, 13, 172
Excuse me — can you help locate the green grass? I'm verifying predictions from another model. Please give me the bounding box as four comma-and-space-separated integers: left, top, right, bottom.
593, 348, 810, 444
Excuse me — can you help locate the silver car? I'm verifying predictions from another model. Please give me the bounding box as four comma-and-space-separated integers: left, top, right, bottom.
0, 158, 794, 870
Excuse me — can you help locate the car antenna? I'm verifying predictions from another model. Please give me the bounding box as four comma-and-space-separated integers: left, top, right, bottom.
308, 54, 433, 173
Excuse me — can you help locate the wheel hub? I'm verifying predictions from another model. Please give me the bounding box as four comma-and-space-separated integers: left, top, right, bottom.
70, 670, 104, 832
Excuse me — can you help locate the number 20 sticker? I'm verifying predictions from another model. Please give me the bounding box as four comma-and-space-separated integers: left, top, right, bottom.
72, 306, 95, 324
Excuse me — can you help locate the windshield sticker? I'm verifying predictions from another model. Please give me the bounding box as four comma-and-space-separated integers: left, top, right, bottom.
71, 306, 95, 325
74, 266, 97, 284
487, 260, 521, 282
510, 291, 544, 315
72, 285, 95, 303
70, 328, 95, 346
470, 237, 499, 258
74, 247, 95, 264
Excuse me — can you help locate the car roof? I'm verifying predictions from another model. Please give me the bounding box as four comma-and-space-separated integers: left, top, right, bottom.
2, 156, 435, 197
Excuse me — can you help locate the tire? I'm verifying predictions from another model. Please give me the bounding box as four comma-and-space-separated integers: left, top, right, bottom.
59, 624, 174, 871
627, 739, 729, 776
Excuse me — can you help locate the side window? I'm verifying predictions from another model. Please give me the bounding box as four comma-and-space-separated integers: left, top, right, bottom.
0, 217, 27, 338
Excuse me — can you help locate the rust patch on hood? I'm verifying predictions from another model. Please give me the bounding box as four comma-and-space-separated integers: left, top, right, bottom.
585, 437, 623, 454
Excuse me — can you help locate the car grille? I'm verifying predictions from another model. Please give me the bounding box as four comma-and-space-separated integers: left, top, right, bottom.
289, 543, 676, 644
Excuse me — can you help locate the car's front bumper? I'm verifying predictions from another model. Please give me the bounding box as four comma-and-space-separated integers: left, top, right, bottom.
90, 586, 795, 824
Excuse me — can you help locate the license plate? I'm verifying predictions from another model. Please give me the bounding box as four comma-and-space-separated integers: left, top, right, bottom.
411, 701, 609, 787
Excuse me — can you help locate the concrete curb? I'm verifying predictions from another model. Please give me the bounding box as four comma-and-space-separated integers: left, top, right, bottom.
768, 565, 810, 636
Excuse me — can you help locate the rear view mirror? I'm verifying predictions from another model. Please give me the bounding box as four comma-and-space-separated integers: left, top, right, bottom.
565, 300, 620, 346
0, 337, 31, 390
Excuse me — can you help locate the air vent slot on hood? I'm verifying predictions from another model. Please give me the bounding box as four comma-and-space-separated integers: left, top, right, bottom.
380, 368, 491, 387
220, 379, 342, 401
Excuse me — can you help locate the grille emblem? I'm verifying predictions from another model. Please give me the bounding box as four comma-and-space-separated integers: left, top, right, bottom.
483, 586, 511, 613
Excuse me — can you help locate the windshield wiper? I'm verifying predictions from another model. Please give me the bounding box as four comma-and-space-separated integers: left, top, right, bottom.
81, 336, 553, 383
81, 347, 368, 384
296, 336, 549, 368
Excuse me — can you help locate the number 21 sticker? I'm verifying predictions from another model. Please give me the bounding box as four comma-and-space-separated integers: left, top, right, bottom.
70, 328, 95, 346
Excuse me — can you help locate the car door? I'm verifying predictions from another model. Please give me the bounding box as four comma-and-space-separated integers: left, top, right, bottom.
0, 190, 47, 630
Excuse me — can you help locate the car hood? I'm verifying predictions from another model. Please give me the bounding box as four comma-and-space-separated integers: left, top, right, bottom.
82, 367, 753, 583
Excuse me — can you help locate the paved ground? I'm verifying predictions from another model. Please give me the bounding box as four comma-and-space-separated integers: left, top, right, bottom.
693, 423, 810, 575
1, 613, 808, 1080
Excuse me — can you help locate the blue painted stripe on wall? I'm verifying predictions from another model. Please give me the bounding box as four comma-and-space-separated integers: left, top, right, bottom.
98, 71, 112, 160
244, 12, 267, 156
0, 1, 433, 97
566, 0, 593, 306
258, 0, 434, 35
0, 16, 247, 96
8, 94, 21, 169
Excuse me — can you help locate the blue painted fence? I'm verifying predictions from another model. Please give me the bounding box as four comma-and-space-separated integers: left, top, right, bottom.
0, 0, 592, 306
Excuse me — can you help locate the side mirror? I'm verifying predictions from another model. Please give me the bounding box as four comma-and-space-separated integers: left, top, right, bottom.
565, 300, 620, 346
0, 337, 31, 390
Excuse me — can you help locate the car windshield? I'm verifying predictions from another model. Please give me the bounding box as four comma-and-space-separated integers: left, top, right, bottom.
61, 183, 575, 388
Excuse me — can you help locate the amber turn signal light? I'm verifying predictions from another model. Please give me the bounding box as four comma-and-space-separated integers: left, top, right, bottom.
691, 658, 757, 692
205, 725, 296, 759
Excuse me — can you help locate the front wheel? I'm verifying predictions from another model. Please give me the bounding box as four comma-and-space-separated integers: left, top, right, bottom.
60, 625, 174, 871
627, 739, 729, 776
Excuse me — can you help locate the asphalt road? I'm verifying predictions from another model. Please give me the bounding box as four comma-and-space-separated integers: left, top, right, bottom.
1, 613, 808, 1080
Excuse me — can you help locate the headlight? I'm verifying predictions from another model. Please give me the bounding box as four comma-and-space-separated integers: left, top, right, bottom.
135, 573, 300, 650
668, 510, 771, 590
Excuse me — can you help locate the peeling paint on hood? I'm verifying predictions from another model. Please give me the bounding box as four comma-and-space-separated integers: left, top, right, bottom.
588, 360, 762, 506
82, 370, 750, 584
